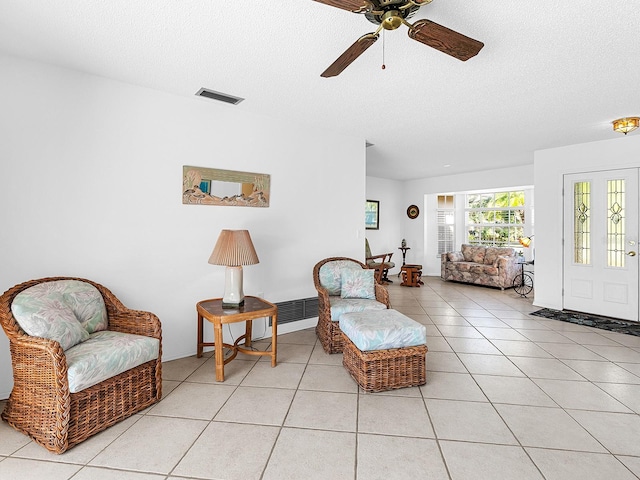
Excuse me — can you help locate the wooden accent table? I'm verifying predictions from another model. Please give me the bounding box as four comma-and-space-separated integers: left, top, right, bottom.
401, 264, 423, 287
196, 296, 277, 382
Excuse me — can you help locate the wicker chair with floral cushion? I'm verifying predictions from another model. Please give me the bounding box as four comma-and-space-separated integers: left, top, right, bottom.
0, 277, 162, 454
313, 257, 391, 354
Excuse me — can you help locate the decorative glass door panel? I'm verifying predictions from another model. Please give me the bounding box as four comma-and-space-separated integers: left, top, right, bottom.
607, 179, 625, 268
574, 181, 591, 265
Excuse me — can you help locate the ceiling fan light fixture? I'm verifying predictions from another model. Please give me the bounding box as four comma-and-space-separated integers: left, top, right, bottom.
381, 11, 403, 30
316, 0, 484, 76
612, 117, 639, 135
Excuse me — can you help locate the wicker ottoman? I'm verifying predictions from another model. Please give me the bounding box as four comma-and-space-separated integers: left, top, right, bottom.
339, 309, 427, 392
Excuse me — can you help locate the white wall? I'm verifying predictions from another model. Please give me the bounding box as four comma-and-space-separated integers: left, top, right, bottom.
533, 135, 640, 310
402, 165, 535, 275
365, 176, 405, 274
0, 53, 367, 398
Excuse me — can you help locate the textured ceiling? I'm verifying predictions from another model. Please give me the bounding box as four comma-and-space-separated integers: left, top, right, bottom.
1, 0, 639, 180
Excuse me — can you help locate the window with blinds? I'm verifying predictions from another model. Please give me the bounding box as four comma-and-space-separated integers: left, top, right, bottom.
437, 195, 455, 255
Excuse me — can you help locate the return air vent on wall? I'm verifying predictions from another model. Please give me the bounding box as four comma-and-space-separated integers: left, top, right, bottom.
271, 297, 319, 325
195, 88, 244, 105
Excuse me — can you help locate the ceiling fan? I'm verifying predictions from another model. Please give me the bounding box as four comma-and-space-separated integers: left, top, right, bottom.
314, 0, 484, 77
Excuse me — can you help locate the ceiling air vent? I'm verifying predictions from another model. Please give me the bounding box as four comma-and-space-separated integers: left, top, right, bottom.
195, 88, 244, 105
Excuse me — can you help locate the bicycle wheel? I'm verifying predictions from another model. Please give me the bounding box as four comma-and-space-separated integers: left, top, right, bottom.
513, 273, 534, 296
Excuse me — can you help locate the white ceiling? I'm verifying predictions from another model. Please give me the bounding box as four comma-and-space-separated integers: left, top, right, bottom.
1, 0, 639, 180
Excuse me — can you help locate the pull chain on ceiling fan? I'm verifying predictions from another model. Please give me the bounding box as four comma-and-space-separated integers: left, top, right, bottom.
381, 29, 386, 69
313, 0, 484, 77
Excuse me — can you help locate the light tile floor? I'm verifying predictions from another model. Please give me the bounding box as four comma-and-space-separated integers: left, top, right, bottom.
2, 278, 640, 479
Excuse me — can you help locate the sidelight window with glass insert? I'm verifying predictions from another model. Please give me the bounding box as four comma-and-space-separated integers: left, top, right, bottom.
574, 181, 591, 265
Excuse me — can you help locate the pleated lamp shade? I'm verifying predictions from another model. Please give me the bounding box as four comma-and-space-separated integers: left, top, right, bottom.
208, 230, 259, 308
208, 230, 259, 266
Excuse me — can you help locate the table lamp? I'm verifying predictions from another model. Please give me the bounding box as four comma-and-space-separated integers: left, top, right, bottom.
519, 235, 534, 248
519, 235, 535, 263
208, 229, 259, 308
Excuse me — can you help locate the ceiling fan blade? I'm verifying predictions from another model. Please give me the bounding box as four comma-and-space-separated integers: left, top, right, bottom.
312, 0, 373, 13
321, 33, 378, 77
408, 19, 484, 61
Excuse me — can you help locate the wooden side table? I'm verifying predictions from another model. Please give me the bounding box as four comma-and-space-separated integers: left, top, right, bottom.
196, 296, 277, 382
401, 264, 423, 287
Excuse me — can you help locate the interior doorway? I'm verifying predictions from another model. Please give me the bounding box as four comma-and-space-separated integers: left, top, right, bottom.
563, 168, 639, 321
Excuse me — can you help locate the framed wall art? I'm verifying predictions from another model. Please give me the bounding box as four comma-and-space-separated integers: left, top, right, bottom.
182, 166, 270, 207
365, 200, 379, 230
407, 204, 420, 219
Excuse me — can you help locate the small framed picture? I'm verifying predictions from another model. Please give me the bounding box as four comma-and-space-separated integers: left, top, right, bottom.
365, 200, 379, 230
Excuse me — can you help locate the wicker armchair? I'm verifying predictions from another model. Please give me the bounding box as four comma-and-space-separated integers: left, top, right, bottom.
0, 277, 162, 454
313, 257, 391, 354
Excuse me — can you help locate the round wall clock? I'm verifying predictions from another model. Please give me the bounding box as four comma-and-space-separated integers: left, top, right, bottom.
407, 205, 420, 219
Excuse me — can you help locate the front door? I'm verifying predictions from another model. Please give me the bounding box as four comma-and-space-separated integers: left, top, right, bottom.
563, 169, 639, 321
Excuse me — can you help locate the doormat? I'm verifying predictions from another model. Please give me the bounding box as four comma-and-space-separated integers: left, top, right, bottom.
530, 308, 640, 337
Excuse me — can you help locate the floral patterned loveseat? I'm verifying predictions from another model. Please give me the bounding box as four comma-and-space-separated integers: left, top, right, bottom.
441, 244, 520, 290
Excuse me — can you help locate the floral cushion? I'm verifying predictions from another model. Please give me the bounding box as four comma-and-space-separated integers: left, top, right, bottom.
483, 247, 515, 265
471, 264, 499, 276
61, 283, 108, 333
455, 262, 472, 272
339, 309, 427, 351
319, 260, 363, 296
461, 244, 486, 263
329, 297, 387, 321
12, 283, 92, 350
11, 279, 108, 348
447, 251, 464, 262
66, 331, 160, 393
340, 269, 375, 300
